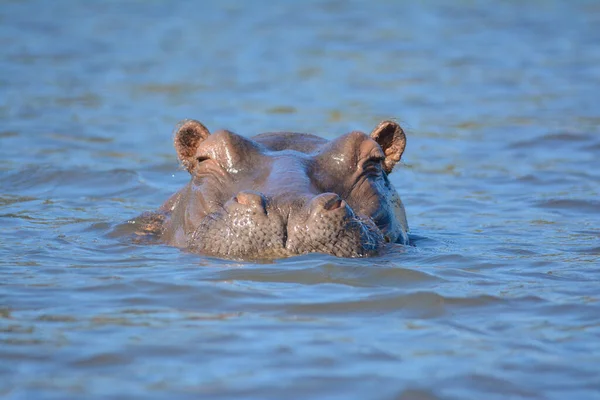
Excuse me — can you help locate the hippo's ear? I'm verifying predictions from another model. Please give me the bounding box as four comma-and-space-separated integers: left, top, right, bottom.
370, 120, 406, 174
174, 119, 210, 172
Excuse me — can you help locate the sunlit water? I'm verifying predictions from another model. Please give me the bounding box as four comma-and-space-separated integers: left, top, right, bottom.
1, 1, 599, 399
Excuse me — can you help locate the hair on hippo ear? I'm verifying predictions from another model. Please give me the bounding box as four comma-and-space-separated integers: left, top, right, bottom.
173, 119, 210, 172
370, 120, 406, 174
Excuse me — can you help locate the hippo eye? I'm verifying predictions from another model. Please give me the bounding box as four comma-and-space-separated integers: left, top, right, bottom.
363, 156, 384, 175
196, 156, 210, 164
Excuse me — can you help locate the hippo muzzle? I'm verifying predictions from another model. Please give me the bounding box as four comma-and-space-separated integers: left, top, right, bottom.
189, 191, 385, 259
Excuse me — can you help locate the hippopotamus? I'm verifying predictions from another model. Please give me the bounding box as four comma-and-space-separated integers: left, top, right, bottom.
133, 119, 409, 259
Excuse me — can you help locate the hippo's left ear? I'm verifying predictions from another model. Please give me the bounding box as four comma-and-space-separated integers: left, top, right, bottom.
370, 120, 406, 174
174, 119, 210, 172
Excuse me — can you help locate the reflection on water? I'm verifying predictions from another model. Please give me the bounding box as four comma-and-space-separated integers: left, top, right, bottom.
1, 1, 599, 399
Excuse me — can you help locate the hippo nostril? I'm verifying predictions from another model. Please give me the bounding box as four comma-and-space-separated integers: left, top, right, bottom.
323, 197, 343, 211
309, 193, 347, 215
233, 191, 267, 212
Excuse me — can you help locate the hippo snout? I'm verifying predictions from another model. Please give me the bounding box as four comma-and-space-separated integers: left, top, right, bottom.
188, 190, 385, 259
288, 193, 385, 258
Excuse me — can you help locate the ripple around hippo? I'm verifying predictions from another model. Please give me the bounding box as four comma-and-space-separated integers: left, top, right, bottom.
128, 119, 410, 260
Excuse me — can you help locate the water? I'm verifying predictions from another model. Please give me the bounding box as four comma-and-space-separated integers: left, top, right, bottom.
1, 1, 599, 399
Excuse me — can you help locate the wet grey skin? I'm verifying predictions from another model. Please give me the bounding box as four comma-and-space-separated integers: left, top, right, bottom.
134, 119, 409, 260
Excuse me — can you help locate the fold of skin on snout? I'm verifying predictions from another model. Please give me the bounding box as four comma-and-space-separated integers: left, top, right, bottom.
136, 119, 409, 260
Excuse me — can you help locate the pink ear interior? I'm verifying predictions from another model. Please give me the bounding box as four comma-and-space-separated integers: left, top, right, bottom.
173, 119, 210, 171
370, 120, 406, 173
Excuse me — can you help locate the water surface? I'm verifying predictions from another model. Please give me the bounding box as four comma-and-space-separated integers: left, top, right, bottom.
1, 1, 599, 399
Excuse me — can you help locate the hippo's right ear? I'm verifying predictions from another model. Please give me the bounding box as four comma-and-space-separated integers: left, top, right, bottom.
173, 119, 211, 172
370, 120, 406, 174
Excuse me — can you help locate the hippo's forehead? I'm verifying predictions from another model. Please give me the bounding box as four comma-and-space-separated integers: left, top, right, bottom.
251, 132, 329, 154
263, 155, 319, 203
214, 131, 379, 190
226, 150, 316, 197
192, 129, 386, 203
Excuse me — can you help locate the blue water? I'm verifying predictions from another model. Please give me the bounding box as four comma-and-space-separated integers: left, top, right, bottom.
1, 1, 599, 399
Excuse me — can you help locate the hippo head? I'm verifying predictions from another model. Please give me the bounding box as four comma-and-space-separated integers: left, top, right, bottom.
161, 119, 408, 259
